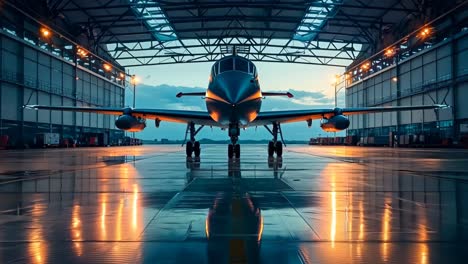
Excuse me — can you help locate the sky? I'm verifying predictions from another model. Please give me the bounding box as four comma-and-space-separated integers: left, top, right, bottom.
126, 61, 346, 141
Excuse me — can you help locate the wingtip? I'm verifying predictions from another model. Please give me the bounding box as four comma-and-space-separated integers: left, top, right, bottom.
176, 92, 183, 98
286, 92, 294, 98
23, 104, 38, 110
434, 104, 451, 109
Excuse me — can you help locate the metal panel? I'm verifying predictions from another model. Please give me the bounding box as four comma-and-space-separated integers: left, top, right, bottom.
400, 61, 411, 73
24, 47, 37, 61
51, 95, 62, 124
37, 91, 50, 123
38, 52, 51, 67
76, 101, 83, 126
63, 98, 73, 125
367, 85, 374, 105
382, 103, 391, 126
423, 91, 437, 122
23, 88, 37, 122
358, 90, 364, 107
400, 97, 411, 124
423, 61, 436, 84
457, 34, 468, 52
375, 111, 382, 127
368, 112, 374, 127
423, 49, 436, 64
90, 112, 97, 128
24, 58, 37, 82
98, 114, 103, 128
391, 101, 397, 126
411, 67, 422, 89
82, 102, 90, 127
411, 55, 422, 69
457, 49, 468, 77
437, 43, 451, 59
38, 64, 51, 87
2, 37, 19, 54
457, 82, 468, 119
411, 95, 423, 123
1, 83, 18, 120
400, 72, 411, 93
391, 78, 397, 98
374, 82, 382, 104
63, 73, 73, 97
2, 50, 18, 72
436, 57, 451, 81
382, 79, 390, 100
437, 88, 452, 121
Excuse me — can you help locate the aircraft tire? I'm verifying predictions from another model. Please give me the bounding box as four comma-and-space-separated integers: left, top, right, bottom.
275, 142, 283, 157
234, 144, 240, 159
186, 141, 193, 157
268, 141, 275, 157
228, 144, 234, 159
194, 141, 201, 157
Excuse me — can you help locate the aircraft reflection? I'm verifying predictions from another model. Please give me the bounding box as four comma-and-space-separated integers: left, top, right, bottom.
185, 158, 272, 263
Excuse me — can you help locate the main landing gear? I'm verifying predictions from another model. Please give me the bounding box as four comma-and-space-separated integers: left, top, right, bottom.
228, 123, 241, 159
184, 122, 204, 158
264, 122, 285, 158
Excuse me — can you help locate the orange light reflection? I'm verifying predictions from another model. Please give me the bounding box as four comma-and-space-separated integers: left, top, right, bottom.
381, 197, 392, 262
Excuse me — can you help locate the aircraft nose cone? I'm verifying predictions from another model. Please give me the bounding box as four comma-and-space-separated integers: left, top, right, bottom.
216, 71, 256, 104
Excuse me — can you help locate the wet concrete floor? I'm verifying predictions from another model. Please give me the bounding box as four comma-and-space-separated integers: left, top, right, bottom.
0, 144, 468, 263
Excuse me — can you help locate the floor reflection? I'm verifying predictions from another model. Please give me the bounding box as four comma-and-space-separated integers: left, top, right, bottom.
0, 145, 467, 263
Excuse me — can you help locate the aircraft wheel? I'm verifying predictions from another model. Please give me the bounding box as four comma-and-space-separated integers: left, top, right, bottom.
268, 141, 275, 157
234, 144, 240, 159
193, 141, 201, 157
228, 144, 234, 159
275, 142, 283, 157
186, 141, 193, 157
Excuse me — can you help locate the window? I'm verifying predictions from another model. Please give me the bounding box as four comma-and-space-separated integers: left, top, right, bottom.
211, 64, 217, 77
219, 58, 233, 72
235, 58, 248, 72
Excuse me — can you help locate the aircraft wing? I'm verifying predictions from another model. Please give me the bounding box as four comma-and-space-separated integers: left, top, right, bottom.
250, 104, 449, 126
24, 105, 218, 126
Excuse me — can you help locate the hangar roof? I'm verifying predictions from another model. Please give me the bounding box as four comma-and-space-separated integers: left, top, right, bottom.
51, 0, 427, 67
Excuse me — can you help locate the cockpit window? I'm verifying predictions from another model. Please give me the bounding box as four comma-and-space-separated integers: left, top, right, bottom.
219, 58, 233, 73
211, 64, 218, 77
235, 58, 248, 73
249, 62, 257, 76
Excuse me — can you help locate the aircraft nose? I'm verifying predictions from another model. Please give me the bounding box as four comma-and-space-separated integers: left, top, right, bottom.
216, 72, 256, 104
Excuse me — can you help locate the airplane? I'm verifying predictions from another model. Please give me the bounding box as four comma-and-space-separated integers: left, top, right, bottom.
25, 52, 448, 159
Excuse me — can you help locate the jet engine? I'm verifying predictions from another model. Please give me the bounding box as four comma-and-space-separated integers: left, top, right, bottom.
320, 108, 350, 132
115, 115, 146, 132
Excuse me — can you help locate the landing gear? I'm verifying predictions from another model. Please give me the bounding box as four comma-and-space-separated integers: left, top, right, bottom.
228, 123, 241, 159
184, 122, 204, 158
265, 122, 285, 158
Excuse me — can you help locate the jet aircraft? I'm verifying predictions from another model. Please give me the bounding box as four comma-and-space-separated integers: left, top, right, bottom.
26, 54, 447, 159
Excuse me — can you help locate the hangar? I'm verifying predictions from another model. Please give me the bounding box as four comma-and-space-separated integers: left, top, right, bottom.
0, 0, 467, 147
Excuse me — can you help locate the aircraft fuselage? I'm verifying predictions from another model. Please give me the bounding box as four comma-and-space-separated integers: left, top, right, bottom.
205, 55, 262, 127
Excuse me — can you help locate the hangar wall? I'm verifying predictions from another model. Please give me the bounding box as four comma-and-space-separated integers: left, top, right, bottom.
345, 29, 468, 144
0, 22, 125, 147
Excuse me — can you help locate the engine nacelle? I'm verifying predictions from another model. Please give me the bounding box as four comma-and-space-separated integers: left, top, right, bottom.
320, 115, 350, 132
115, 115, 146, 132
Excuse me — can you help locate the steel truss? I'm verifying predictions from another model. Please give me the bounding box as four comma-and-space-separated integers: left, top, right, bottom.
40, 0, 426, 67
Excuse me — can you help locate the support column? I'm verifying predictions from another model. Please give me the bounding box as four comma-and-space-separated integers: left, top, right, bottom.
450, 16, 458, 141
396, 54, 401, 134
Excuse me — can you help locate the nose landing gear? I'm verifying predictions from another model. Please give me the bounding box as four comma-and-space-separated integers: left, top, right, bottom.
228, 124, 240, 159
